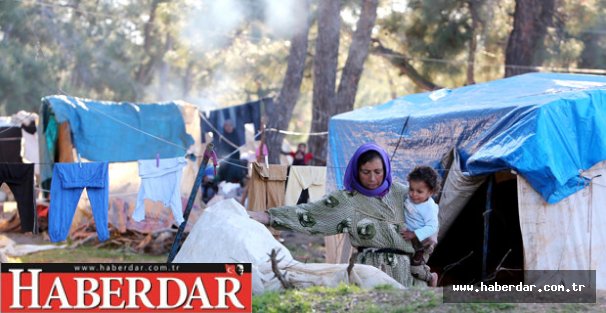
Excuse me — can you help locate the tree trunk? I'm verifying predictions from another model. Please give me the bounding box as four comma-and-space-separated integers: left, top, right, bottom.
182, 61, 194, 98
504, 0, 554, 77
307, 0, 341, 165
308, 0, 378, 165
579, 32, 603, 69
334, 0, 378, 113
265, 1, 311, 164
157, 32, 172, 99
135, 0, 161, 86
466, 0, 481, 85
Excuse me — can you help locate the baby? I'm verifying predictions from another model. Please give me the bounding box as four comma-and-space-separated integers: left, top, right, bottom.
400, 165, 440, 287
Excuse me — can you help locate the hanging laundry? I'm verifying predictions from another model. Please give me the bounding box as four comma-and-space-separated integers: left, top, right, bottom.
247, 162, 287, 238
49, 162, 109, 242
0, 125, 22, 163
247, 162, 288, 211
11, 111, 40, 174
201, 97, 273, 145
134, 157, 187, 225
0, 164, 37, 233
38, 105, 57, 191
284, 166, 327, 206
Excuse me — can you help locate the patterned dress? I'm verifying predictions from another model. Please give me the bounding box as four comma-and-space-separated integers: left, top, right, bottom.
268, 182, 425, 287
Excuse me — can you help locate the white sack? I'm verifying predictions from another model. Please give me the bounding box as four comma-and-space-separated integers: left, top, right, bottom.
173, 198, 405, 294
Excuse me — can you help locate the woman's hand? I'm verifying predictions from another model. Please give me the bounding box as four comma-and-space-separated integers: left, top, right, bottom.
400, 229, 416, 241
248, 210, 270, 225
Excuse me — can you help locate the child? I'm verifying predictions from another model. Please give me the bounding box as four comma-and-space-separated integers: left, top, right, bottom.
282, 143, 314, 166
400, 165, 440, 287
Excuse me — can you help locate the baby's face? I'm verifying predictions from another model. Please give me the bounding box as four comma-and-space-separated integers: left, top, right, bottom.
408, 180, 433, 204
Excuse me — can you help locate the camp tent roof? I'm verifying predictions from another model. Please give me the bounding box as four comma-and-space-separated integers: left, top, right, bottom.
327, 73, 606, 203
41, 95, 194, 163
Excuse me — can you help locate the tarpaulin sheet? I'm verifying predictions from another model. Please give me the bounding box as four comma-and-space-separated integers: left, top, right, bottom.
517, 160, 606, 289
327, 73, 606, 204
41, 95, 194, 162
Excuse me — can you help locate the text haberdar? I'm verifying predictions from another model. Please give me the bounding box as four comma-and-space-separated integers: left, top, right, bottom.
1, 264, 252, 313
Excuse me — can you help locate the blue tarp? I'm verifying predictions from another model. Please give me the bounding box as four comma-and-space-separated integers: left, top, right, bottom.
42, 95, 194, 162
327, 73, 606, 204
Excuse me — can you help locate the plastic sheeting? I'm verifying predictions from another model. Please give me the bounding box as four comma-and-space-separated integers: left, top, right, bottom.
173, 199, 406, 294
437, 149, 486, 241
327, 73, 606, 204
517, 160, 606, 289
41, 95, 194, 162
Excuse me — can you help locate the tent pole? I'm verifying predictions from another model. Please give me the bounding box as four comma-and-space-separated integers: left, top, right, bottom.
167, 143, 214, 263
482, 176, 494, 281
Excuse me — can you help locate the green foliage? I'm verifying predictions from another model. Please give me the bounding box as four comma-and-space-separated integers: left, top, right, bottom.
379, 0, 473, 81
308, 283, 362, 295
252, 290, 312, 313
374, 284, 397, 291
0, 0, 292, 114
456, 302, 516, 313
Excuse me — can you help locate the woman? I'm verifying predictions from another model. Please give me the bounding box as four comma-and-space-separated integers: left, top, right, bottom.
249, 143, 425, 287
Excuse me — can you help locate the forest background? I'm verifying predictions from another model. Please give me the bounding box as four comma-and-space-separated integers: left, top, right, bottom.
1, 0, 605, 163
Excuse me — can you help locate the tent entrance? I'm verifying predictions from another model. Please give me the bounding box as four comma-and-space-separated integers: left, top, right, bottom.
428, 172, 524, 286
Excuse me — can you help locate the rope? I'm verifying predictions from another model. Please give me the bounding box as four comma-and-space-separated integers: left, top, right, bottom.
199, 111, 241, 150
390, 116, 410, 162
265, 128, 328, 136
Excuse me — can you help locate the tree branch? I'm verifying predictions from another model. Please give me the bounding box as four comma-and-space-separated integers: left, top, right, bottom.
269, 249, 294, 289
370, 38, 442, 91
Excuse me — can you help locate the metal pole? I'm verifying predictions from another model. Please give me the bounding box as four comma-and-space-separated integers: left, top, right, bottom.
481, 176, 494, 281
167, 143, 214, 263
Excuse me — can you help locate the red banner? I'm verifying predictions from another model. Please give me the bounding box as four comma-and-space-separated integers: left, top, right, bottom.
0, 263, 252, 313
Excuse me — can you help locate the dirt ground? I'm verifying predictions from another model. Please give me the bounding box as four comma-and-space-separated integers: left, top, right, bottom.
2, 231, 50, 245
280, 230, 326, 263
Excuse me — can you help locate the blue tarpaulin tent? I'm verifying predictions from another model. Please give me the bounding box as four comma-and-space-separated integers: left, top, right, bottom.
327, 73, 606, 288
41, 95, 194, 163
327, 73, 606, 204
39, 95, 195, 187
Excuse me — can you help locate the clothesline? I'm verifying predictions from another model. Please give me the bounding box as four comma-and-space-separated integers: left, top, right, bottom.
199, 111, 241, 150
265, 128, 328, 136
0, 127, 20, 136
0, 160, 511, 173
0, 137, 22, 141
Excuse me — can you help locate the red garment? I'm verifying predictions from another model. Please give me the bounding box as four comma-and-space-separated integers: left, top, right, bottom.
289, 151, 313, 165
37, 204, 49, 218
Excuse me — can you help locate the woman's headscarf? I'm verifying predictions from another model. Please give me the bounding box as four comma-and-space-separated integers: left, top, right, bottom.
343, 143, 392, 197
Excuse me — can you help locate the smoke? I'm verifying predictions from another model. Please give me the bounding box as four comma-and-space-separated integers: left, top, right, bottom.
182, 0, 306, 51
182, 0, 246, 51
178, 0, 306, 106
262, 0, 307, 39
